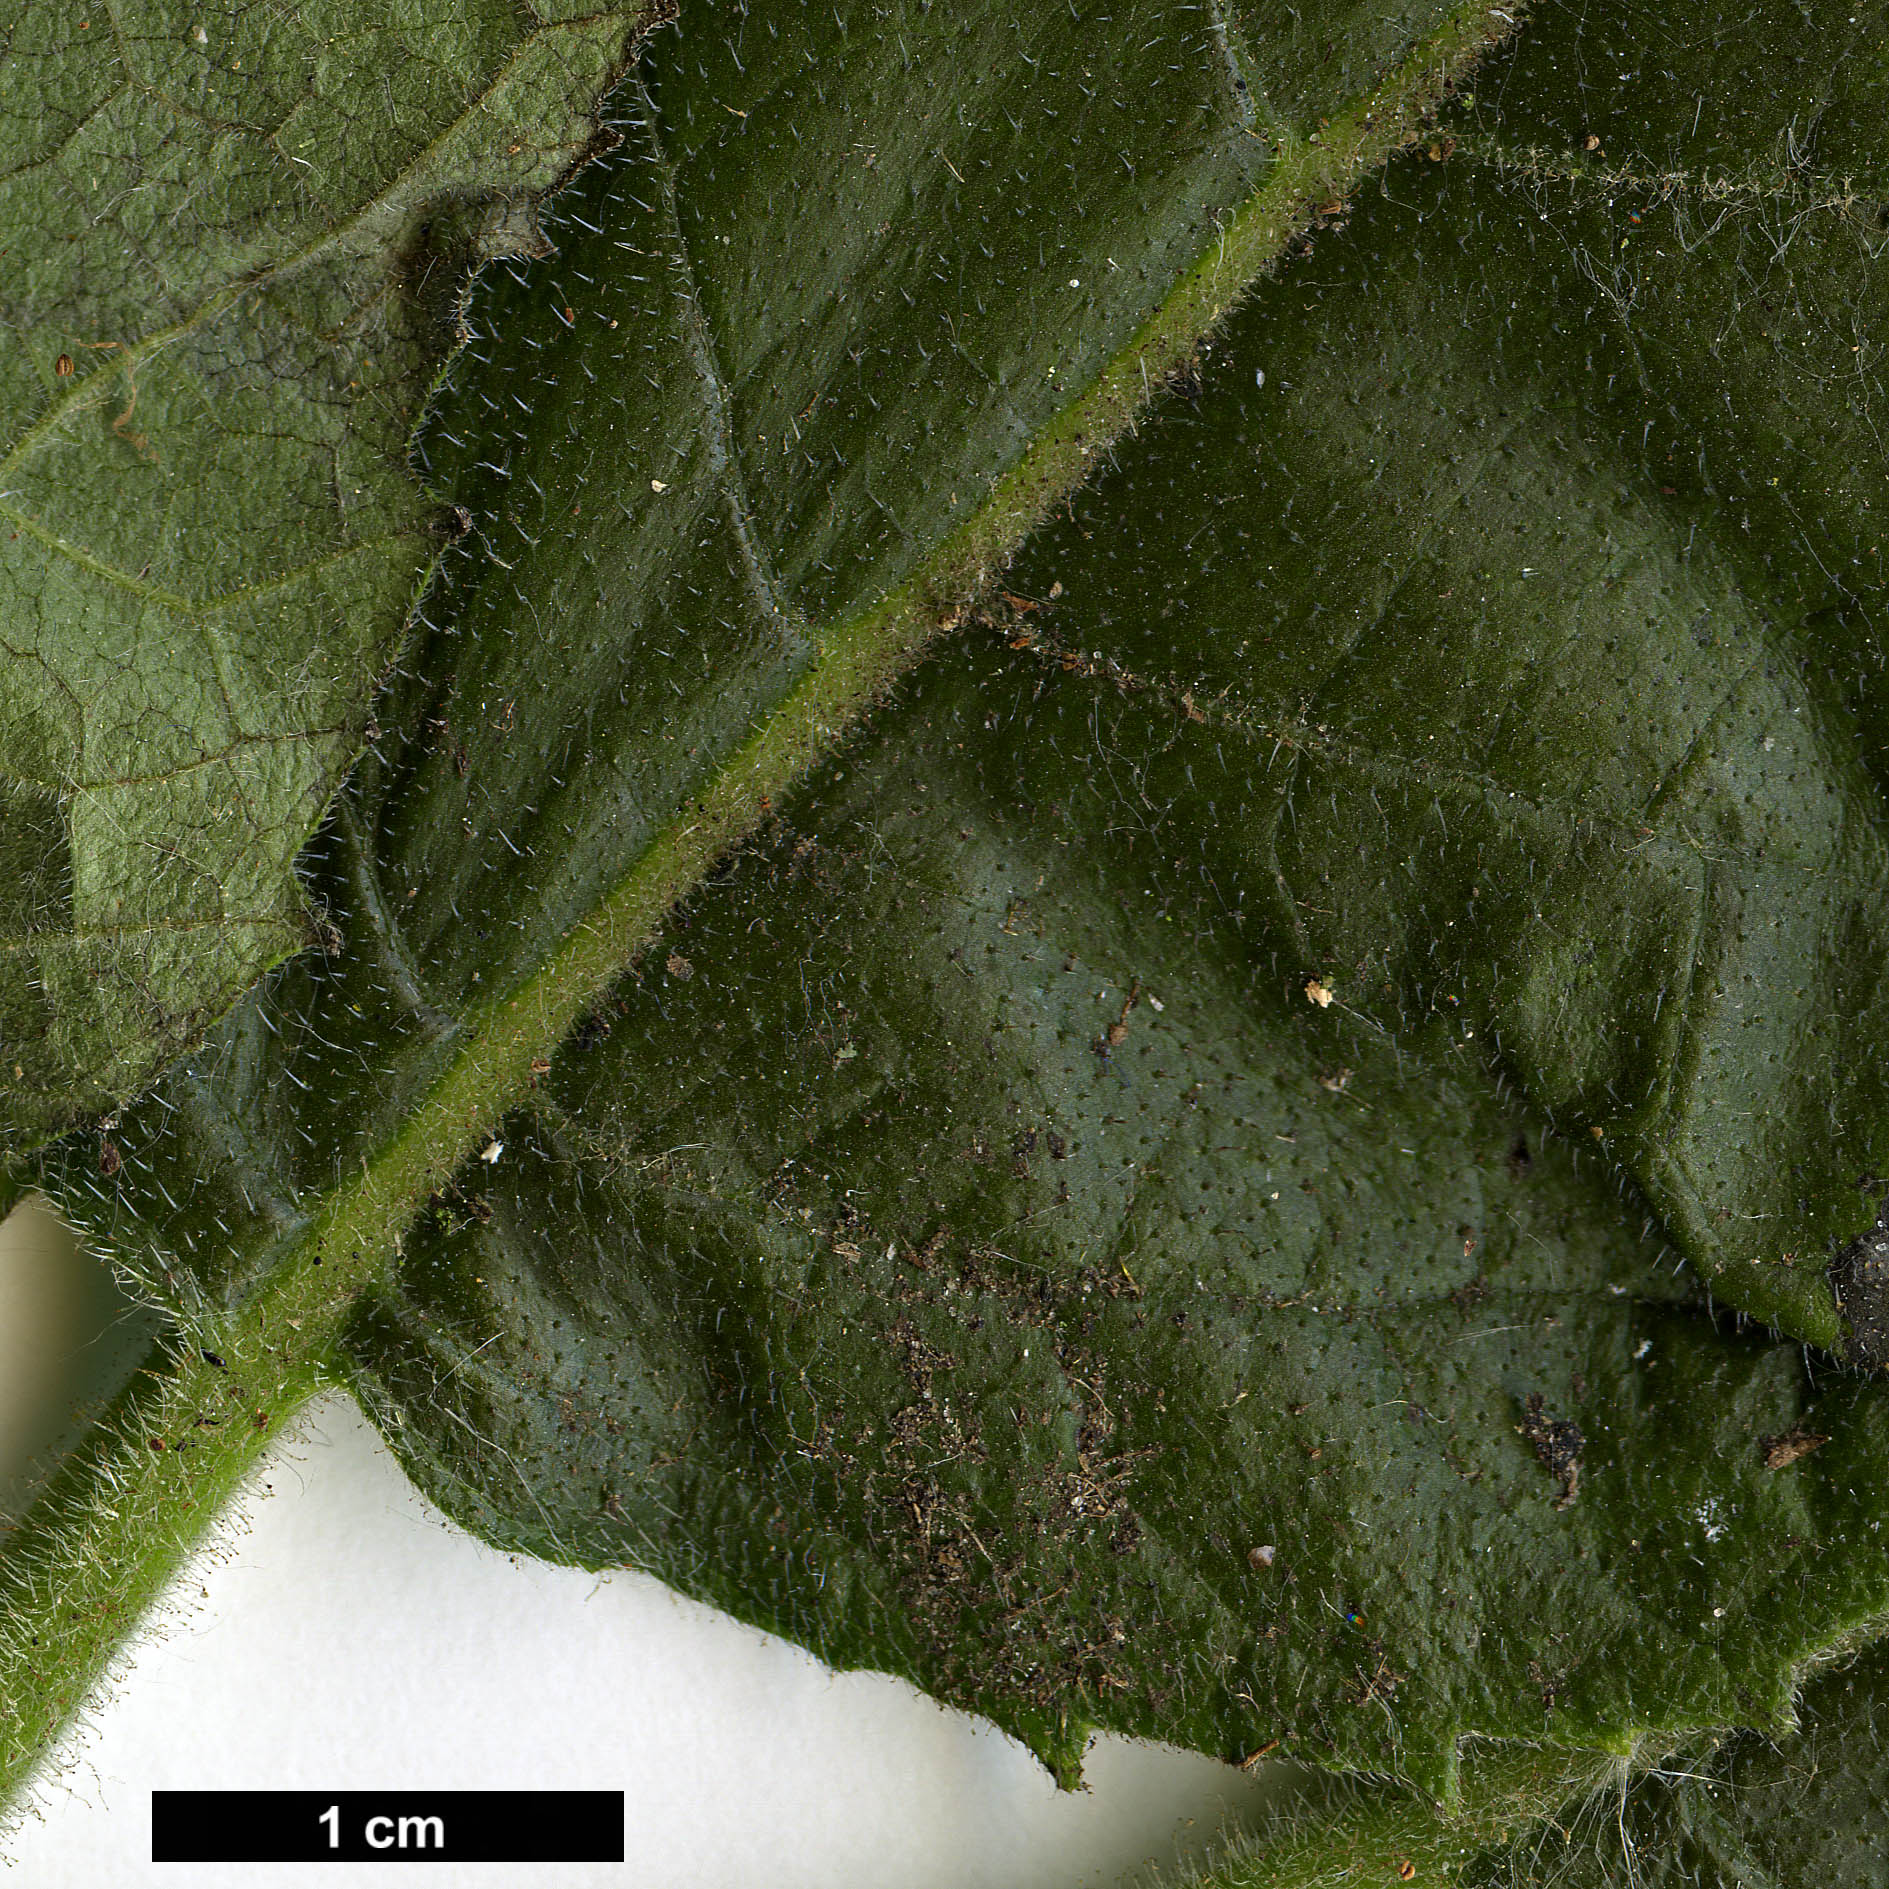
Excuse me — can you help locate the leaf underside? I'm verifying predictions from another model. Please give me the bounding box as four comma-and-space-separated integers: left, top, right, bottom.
348, 632, 1889, 1796
13, 0, 1889, 1873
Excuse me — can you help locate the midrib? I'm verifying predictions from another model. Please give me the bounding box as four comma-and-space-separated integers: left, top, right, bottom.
270, 0, 1522, 1347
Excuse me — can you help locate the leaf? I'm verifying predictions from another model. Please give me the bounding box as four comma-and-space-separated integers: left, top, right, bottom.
315, 0, 1889, 1800
1169, 1744, 1621, 1888
1445, 1639, 1889, 1886
337, 633, 1889, 1800
10, 0, 1889, 1854
0, 0, 659, 1149
3, 0, 1510, 1800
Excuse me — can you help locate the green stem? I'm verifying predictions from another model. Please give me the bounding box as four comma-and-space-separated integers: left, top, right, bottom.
0, 1313, 328, 1801
0, 2, 1519, 1813
270, 0, 1520, 1318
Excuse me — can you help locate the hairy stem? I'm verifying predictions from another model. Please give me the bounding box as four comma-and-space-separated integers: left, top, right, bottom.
0, 1313, 328, 1805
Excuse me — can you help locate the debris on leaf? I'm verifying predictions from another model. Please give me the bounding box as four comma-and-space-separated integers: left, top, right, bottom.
1095, 981, 1140, 1058
1305, 977, 1334, 1007
1518, 1392, 1583, 1508
1760, 1427, 1830, 1470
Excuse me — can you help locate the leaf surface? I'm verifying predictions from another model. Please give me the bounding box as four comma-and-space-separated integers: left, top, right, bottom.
341, 634, 1889, 1797
4, 0, 1511, 1801
1447, 1640, 1889, 1886
14, 0, 1889, 1844
33, 0, 1500, 1310
996, 6, 1889, 1357
0, 0, 654, 1146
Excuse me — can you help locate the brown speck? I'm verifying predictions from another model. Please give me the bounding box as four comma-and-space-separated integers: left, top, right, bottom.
1450, 1275, 1489, 1315
1304, 977, 1334, 1007
1247, 1544, 1276, 1570
1583, 133, 1602, 151
1761, 1427, 1829, 1470
1518, 1393, 1583, 1508
1095, 982, 1140, 1057
98, 1135, 122, 1177
665, 951, 693, 980
55, 353, 74, 376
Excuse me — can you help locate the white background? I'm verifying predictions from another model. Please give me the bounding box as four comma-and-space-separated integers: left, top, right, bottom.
0, 1198, 1282, 1886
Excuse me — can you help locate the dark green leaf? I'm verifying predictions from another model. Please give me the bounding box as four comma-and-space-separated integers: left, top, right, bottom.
339, 634, 1889, 1797
15, 0, 1889, 1856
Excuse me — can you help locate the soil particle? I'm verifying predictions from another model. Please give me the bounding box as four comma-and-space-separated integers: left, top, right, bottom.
1517, 1392, 1583, 1508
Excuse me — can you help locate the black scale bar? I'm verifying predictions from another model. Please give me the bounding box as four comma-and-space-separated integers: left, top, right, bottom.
152, 1791, 624, 1862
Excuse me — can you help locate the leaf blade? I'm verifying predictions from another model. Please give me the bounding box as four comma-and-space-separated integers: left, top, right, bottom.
335, 631, 1889, 1796
0, 0, 659, 1147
